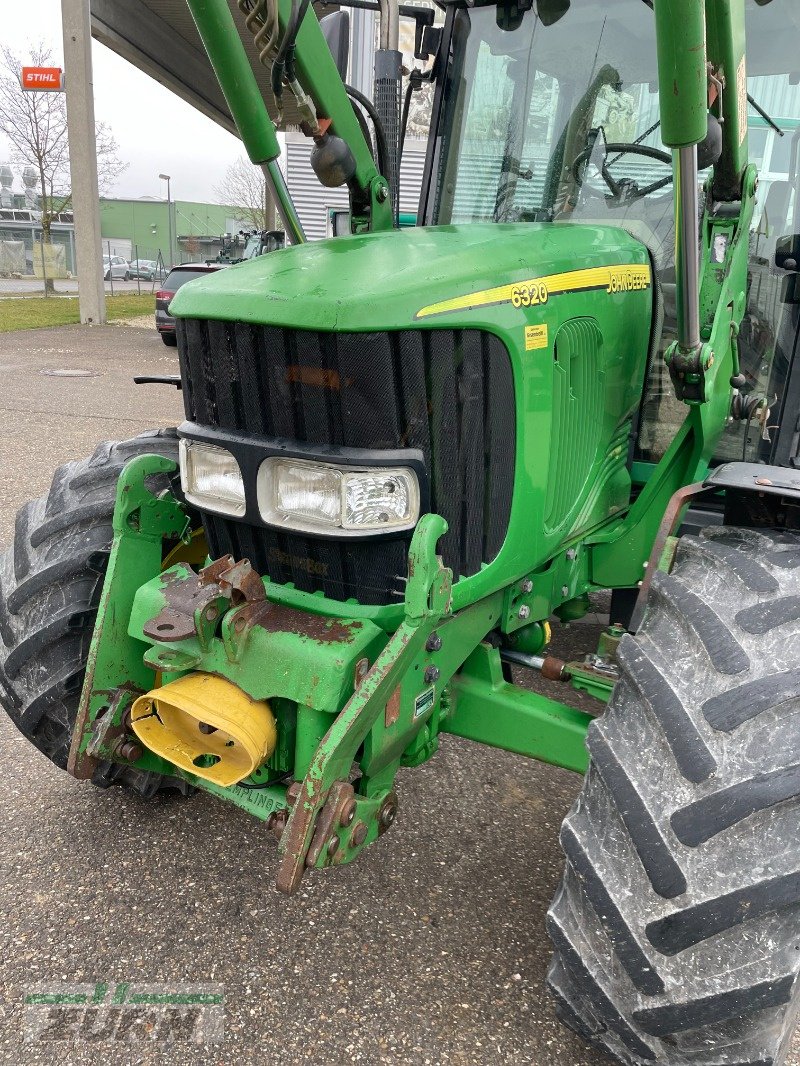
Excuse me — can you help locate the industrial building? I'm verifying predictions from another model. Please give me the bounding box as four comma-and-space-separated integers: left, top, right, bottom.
0, 168, 245, 276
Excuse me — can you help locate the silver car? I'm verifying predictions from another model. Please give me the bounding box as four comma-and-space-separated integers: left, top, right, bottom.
103, 255, 130, 280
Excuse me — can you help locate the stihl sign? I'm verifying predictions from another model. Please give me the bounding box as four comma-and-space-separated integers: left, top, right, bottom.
20, 67, 64, 92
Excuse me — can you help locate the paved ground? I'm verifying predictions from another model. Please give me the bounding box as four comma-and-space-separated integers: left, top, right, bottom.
0, 324, 797, 1065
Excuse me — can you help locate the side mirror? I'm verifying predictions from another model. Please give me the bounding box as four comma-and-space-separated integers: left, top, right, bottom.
320, 10, 350, 83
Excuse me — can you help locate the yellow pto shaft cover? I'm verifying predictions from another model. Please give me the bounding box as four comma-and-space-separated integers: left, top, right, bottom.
131, 672, 277, 787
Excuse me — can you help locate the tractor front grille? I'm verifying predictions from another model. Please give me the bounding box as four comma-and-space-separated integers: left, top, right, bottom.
176, 319, 515, 604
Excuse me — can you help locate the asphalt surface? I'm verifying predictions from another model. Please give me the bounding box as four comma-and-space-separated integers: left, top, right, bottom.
0, 324, 797, 1066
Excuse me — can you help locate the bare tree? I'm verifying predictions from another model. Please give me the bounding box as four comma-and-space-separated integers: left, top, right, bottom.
214, 155, 276, 232
0, 42, 126, 290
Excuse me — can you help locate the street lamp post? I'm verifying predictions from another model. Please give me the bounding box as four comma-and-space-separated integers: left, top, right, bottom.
159, 173, 175, 266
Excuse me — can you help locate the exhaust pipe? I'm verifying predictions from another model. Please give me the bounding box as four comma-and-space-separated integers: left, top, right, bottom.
374, 0, 401, 222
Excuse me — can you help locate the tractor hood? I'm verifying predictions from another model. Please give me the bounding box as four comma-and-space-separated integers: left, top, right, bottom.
169, 222, 649, 332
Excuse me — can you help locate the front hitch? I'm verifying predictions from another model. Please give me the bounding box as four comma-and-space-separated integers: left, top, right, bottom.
275, 512, 453, 894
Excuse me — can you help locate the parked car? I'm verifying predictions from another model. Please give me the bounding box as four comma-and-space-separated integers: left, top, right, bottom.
127, 259, 161, 281
156, 263, 225, 345
103, 255, 130, 280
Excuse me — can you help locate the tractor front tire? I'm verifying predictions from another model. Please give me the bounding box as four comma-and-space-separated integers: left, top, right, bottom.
548, 526, 800, 1065
0, 429, 192, 798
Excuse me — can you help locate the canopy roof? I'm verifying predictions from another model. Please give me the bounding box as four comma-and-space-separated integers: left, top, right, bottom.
90, 0, 339, 133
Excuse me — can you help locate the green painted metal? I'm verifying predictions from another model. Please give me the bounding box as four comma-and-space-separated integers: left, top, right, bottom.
443, 644, 593, 775
65, 0, 766, 883
129, 565, 386, 712
191, 780, 288, 822
185, 0, 281, 164
275, 514, 454, 891
590, 165, 756, 588
653, 0, 708, 148
706, 0, 748, 198
70, 455, 191, 780
568, 668, 615, 703
361, 589, 505, 781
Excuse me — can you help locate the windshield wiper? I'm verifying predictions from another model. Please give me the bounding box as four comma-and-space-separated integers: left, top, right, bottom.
748, 93, 785, 137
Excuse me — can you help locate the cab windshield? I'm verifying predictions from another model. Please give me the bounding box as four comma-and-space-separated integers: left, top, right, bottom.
428, 0, 668, 228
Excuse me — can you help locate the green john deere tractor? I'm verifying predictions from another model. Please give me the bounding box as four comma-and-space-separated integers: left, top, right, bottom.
6, 0, 800, 1061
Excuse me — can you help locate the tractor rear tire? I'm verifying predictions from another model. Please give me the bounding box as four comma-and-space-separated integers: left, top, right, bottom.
547, 526, 800, 1065
0, 429, 193, 799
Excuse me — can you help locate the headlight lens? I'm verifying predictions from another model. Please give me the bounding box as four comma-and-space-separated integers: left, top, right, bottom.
259, 458, 420, 534
179, 440, 246, 517
273, 462, 341, 527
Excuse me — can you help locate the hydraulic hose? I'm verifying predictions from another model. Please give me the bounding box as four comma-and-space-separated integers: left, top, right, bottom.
271, 0, 310, 94
400, 77, 414, 155
350, 100, 375, 164
346, 85, 390, 182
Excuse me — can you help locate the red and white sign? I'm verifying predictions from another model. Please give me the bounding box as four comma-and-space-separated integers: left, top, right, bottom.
20, 67, 64, 92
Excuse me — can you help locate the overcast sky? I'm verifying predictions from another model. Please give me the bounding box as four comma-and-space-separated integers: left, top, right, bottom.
2, 0, 247, 203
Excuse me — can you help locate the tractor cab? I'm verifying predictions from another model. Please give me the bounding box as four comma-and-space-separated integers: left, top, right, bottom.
423, 0, 800, 470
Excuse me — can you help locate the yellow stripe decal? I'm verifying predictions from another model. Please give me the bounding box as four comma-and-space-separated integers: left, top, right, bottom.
415, 263, 651, 320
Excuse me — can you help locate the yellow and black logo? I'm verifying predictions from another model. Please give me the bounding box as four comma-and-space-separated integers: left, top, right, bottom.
416, 263, 651, 320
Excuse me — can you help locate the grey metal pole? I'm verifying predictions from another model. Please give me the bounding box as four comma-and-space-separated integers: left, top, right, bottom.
61, 0, 106, 324
675, 145, 701, 354
160, 173, 174, 266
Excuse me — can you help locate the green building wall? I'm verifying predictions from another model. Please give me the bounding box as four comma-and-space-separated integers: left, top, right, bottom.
99, 198, 241, 265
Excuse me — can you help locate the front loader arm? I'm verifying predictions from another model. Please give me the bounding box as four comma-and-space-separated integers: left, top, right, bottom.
186, 0, 392, 232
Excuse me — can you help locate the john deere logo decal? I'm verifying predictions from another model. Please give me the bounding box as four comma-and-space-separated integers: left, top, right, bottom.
416, 263, 651, 319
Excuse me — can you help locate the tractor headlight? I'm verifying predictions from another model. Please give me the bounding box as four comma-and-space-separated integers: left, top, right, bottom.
258, 458, 420, 535
179, 439, 246, 517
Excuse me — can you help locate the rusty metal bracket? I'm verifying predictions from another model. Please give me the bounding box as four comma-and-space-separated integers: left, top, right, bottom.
304, 781, 356, 868
72, 685, 144, 778
275, 513, 451, 895
143, 569, 223, 645
629, 480, 711, 632
144, 556, 270, 655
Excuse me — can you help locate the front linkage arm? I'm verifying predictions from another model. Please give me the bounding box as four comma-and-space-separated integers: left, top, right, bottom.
276, 513, 453, 895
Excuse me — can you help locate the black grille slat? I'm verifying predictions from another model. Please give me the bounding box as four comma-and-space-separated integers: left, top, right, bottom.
178, 322, 515, 604
235, 323, 271, 436
460, 331, 486, 576
428, 329, 463, 575
206, 321, 240, 429
294, 331, 338, 446
263, 327, 298, 439
176, 320, 195, 419
484, 333, 516, 560
395, 331, 431, 465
